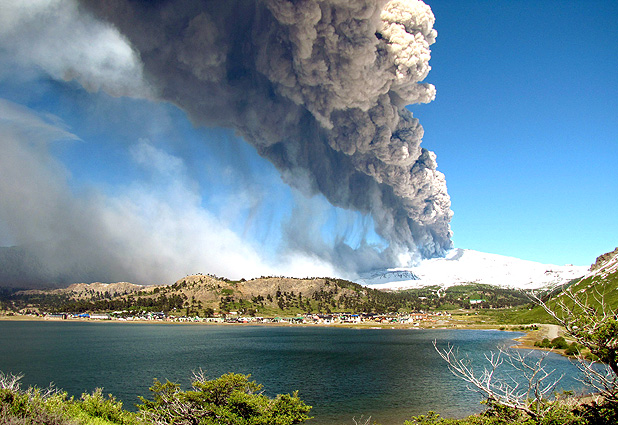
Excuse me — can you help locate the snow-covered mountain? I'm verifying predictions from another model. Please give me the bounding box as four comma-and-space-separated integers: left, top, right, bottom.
356, 248, 589, 290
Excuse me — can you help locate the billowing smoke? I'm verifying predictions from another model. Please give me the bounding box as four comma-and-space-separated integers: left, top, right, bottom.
77, 0, 453, 267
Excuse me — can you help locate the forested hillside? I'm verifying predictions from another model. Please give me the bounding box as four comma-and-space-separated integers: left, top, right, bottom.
1, 275, 531, 316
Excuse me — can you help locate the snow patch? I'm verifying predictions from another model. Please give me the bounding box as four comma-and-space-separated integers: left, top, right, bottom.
356, 248, 588, 290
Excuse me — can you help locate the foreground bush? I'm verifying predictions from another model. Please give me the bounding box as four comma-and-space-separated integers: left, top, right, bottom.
0, 371, 310, 425
0, 371, 141, 425
138, 371, 311, 425
405, 402, 586, 425
5, 369, 618, 425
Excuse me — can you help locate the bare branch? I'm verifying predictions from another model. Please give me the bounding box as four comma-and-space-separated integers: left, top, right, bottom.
352, 415, 372, 425
0, 371, 23, 391
433, 341, 563, 419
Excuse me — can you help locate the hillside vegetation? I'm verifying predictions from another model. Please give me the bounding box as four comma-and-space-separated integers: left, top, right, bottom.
512, 248, 618, 324
2, 248, 616, 326
2, 275, 534, 317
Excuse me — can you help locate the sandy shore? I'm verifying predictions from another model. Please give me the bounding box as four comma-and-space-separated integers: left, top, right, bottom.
510, 323, 572, 358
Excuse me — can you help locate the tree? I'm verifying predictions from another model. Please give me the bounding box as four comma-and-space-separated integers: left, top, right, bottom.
434, 284, 618, 423
533, 287, 618, 403
138, 371, 311, 425
433, 342, 563, 420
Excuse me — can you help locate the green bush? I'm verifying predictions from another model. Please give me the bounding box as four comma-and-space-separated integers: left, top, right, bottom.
77, 388, 140, 424
564, 342, 581, 357
0, 385, 71, 425
405, 402, 586, 425
576, 399, 618, 425
534, 338, 552, 348
534, 337, 571, 350
138, 372, 311, 425
550, 337, 569, 350
1, 371, 310, 425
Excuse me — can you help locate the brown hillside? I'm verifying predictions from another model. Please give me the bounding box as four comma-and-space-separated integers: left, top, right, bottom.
164, 275, 362, 306
11, 274, 370, 314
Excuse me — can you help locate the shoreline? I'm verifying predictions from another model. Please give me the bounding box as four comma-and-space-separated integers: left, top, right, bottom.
511, 323, 561, 349
0, 312, 541, 333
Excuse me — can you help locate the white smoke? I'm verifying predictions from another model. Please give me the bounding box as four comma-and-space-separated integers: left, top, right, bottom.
0, 0, 151, 98
0, 99, 342, 286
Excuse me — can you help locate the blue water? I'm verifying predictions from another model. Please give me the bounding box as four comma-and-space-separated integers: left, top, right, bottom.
0, 321, 585, 425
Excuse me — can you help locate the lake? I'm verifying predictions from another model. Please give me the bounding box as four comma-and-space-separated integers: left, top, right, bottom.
0, 321, 585, 425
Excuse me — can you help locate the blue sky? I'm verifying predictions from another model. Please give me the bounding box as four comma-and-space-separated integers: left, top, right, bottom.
416, 0, 618, 265
0, 0, 616, 285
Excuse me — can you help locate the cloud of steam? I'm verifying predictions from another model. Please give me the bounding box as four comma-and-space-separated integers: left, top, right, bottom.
0, 0, 150, 97
0, 99, 338, 286
74, 0, 453, 268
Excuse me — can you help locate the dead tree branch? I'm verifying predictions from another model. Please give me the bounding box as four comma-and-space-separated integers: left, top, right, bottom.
433, 341, 562, 419
530, 286, 618, 402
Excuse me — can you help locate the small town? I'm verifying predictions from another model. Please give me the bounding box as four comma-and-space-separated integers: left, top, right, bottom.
33, 310, 453, 326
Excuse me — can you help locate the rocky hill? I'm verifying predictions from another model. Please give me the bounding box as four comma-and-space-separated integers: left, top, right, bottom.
587, 247, 618, 276
6, 274, 393, 315
159, 274, 366, 311
564, 247, 618, 306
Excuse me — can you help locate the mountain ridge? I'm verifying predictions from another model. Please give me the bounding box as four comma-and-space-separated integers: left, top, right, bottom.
5, 248, 616, 317
586, 247, 618, 277
357, 248, 588, 290
2, 248, 594, 293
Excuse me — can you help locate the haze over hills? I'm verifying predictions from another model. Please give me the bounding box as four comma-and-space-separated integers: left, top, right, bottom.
5, 248, 616, 317
357, 248, 589, 290
1, 246, 589, 292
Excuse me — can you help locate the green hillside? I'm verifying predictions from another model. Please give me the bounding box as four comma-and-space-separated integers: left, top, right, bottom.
514, 248, 618, 324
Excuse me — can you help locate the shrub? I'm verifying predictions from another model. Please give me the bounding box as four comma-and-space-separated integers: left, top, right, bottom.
564, 342, 581, 357
0, 374, 70, 425
550, 337, 569, 350
576, 399, 618, 425
405, 402, 586, 425
138, 371, 311, 425
0, 372, 143, 425
77, 388, 141, 424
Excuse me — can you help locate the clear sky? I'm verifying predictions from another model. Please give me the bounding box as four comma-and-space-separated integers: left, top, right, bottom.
418, 0, 618, 266
0, 0, 616, 286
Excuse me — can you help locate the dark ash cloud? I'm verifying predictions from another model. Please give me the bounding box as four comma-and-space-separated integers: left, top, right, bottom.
78, 0, 453, 269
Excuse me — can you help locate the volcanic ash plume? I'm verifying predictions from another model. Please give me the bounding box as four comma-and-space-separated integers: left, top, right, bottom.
78, 0, 453, 267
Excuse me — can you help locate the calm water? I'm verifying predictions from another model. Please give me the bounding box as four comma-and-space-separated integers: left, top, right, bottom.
0, 321, 584, 425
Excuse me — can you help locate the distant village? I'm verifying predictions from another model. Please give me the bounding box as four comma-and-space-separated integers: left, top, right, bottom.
33, 310, 453, 326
